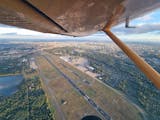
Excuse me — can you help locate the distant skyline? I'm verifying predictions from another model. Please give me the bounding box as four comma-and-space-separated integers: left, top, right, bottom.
0, 9, 159, 42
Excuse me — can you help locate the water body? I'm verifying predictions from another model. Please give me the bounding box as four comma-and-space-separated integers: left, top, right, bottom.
0, 75, 23, 96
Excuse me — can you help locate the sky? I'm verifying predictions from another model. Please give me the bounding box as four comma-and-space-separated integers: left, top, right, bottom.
112, 9, 160, 42
0, 8, 159, 42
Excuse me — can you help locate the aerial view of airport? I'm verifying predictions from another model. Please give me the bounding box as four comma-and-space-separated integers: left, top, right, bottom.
0, 1, 160, 120
0, 40, 159, 120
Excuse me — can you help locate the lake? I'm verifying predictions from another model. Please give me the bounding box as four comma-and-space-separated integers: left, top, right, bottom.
0, 75, 23, 96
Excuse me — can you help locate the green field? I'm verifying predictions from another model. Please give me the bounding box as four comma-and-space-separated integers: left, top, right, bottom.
46, 43, 160, 120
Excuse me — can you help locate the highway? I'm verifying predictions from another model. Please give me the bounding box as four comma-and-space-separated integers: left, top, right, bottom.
43, 54, 111, 120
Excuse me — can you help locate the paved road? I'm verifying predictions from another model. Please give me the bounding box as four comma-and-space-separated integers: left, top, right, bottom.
44, 55, 111, 120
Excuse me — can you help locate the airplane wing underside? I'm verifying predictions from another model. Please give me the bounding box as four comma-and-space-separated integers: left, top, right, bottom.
0, 0, 160, 36
1, 1, 160, 89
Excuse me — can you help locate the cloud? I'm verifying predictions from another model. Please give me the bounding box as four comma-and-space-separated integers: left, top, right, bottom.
112, 23, 160, 35
138, 14, 152, 21
0, 24, 16, 28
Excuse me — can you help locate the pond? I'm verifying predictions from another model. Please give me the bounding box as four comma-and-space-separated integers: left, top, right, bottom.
0, 75, 23, 96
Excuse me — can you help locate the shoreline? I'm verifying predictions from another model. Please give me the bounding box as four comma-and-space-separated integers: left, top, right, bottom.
0, 73, 21, 77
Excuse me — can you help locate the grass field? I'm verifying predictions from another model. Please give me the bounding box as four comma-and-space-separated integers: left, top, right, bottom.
47, 54, 144, 120
36, 55, 100, 120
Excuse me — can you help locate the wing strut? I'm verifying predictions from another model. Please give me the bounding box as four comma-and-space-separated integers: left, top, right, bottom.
103, 28, 160, 89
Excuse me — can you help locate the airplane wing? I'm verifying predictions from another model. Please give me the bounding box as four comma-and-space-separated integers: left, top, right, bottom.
0, 0, 160, 36
0, 0, 160, 88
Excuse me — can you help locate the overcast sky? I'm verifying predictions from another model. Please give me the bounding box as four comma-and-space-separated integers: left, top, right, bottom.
0, 9, 159, 42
